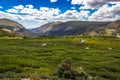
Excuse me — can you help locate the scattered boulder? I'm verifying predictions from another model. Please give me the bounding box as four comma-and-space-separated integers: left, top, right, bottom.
80, 40, 87, 43
77, 67, 84, 75
85, 47, 90, 50
21, 78, 31, 80
108, 47, 112, 50
21, 75, 31, 80
42, 43, 47, 46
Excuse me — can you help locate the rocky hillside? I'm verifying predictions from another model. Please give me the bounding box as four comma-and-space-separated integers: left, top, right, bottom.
103, 20, 120, 37
86, 20, 120, 38
32, 21, 63, 35
0, 19, 38, 38
32, 21, 111, 36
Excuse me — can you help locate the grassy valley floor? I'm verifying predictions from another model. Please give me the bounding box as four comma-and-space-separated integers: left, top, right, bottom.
0, 36, 120, 80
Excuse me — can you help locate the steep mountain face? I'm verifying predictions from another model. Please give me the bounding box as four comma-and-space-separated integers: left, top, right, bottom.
32, 21, 111, 36
32, 21, 63, 35
0, 19, 38, 38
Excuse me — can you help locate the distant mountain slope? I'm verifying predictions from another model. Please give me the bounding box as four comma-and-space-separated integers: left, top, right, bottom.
0, 19, 24, 31
32, 21, 63, 35
92, 20, 120, 37
32, 21, 111, 36
0, 19, 38, 38
14, 28, 39, 38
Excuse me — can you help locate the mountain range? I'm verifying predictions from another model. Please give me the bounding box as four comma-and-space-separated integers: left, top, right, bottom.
0, 18, 120, 38
32, 20, 120, 38
32, 21, 111, 36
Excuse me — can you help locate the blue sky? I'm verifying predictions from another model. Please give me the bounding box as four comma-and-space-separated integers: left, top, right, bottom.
0, 0, 120, 28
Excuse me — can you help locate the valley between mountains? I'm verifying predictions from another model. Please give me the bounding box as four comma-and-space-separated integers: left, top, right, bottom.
0, 18, 120, 38
0, 18, 120, 80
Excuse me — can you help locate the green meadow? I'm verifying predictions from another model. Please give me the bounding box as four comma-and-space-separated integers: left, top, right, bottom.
0, 36, 120, 80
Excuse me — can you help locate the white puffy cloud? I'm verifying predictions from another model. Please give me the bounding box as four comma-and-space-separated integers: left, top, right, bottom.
6, 5, 60, 16
77, 0, 120, 10
6, 5, 38, 14
53, 10, 90, 21
76, 0, 120, 21
14, 5, 24, 9
89, 2, 120, 21
20, 7, 38, 15
58, 10, 81, 20
6, 9, 19, 13
0, 11, 22, 20
1, 5, 61, 28
71, 0, 83, 5
6, 5, 36, 14
0, 5, 3, 9
1, 4, 91, 28
25, 5, 34, 9
50, 0, 57, 2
